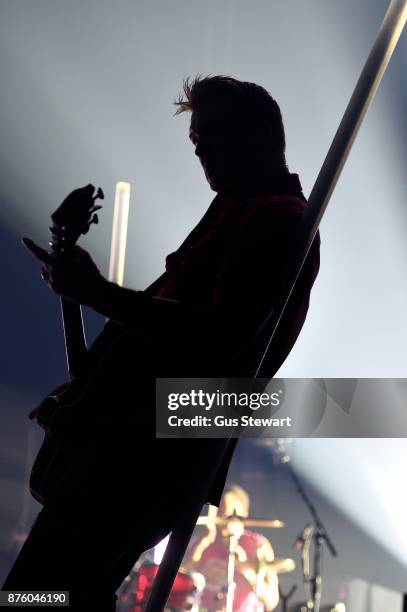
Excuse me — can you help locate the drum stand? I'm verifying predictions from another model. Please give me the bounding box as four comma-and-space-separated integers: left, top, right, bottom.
292, 472, 336, 612
271, 440, 337, 612
225, 532, 239, 612
278, 585, 298, 612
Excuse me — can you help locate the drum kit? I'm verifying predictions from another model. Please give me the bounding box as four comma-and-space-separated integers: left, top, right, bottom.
118, 512, 296, 611
118, 563, 203, 612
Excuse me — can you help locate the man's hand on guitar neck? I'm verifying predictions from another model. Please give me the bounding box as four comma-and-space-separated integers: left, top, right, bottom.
22, 236, 187, 327
22, 237, 105, 305
21, 236, 228, 340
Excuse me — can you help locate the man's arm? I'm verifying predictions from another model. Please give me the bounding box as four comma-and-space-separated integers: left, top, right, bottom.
22, 238, 232, 365
22, 237, 211, 326
22, 207, 303, 358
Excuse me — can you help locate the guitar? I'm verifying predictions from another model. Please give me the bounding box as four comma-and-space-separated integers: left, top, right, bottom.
52, 184, 104, 377
30, 184, 104, 503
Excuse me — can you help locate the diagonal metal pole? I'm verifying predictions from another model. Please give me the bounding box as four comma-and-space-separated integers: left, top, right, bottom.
144, 1, 407, 610
256, 0, 407, 377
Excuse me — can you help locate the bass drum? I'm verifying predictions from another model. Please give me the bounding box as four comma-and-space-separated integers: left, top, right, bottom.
118, 562, 204, 611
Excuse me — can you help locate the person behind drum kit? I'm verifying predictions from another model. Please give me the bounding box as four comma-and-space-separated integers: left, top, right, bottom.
187, 485, 282, 612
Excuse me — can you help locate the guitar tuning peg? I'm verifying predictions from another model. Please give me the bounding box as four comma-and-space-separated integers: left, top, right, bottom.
90, 205, 102, 213
95, 187, 104, 200
91, 213, 99, 224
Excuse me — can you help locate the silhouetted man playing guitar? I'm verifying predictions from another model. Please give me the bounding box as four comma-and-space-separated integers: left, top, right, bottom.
3, 76, 320, 610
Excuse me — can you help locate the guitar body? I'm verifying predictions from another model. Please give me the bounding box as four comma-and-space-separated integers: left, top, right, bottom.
29, 319, 139, 505
30, 432, 68, 505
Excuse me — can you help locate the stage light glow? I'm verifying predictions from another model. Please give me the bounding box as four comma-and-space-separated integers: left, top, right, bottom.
153, 534, 169, 565
292, 439, 407, 567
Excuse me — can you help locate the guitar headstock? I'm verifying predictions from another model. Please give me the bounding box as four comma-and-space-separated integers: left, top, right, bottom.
50, 184, 104, 255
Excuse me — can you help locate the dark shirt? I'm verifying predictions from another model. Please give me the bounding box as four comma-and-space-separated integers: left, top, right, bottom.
145, 172, 320, 377
85, 172, 320, 505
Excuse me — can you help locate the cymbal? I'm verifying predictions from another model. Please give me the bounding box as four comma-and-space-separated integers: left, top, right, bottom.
196, 516, 284, 529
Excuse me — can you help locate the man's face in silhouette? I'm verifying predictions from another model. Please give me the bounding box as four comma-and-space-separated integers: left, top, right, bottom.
190, 103, 246, 192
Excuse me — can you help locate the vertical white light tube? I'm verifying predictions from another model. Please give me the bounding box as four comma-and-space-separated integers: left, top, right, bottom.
108, 181, 131, 286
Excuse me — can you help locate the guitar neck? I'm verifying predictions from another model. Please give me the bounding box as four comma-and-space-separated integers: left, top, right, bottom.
60, 297, 87, 380
49, 184, 104, 380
